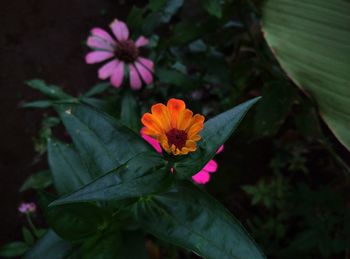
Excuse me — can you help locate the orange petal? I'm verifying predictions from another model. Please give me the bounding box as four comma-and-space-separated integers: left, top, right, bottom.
191, 114, 205, 125
151, 103, 171, 132
187, 114, 204, 137
160, 135, 169, 151
167, 98, 186, 128
189, 134, 201, 142
177, 109, 193, 130
141, 113, 163, 135
141, 127, 158, 137
179, 148, 190, 155
170, 144, 178, 155
185, 140, 196, 150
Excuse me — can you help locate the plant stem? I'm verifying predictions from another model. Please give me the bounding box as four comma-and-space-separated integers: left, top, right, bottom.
26, 213, 39, 238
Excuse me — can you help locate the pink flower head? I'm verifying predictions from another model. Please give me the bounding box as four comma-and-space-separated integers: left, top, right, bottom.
86, 19, 154, 90
140, 127, 224, 184
18, 202, 36, 214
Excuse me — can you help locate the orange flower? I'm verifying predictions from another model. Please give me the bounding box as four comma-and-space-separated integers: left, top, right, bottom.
141, 98, 205, 155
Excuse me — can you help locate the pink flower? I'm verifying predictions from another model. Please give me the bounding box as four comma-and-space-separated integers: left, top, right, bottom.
86, 19, 154, 90
18, 202, 36, 214
140, 128, 223, 184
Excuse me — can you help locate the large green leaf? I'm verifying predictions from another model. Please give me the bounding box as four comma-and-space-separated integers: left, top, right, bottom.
83, 83, 110, 98
262, 0, 350, 149
174, 97, 260, 178
47, 203, 107, 242
48, 139, 91, 195
50, 152, 170, 206
81, 231, 122, 259
24, 230, 75, 259
54, 102, 154, 177
26, 79, 71, 99
120, 91, 140, 131
0, 242, 29, 257
20, 170, 52, 192
132, 181, 265, 259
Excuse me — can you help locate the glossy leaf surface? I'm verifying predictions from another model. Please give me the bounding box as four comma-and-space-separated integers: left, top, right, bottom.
132, 181, 265, 259
263, 0, 350, 149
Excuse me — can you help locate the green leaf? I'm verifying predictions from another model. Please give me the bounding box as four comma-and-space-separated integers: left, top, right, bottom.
82, 97, 108, 111
54, 102, 154, 177
127, 6, 144, 31
50, 152, 169, 206
21, 100, 52, 109
148, 34, 160, 48
48, 139, 92, 195
0, 242, 28, 257
201, 0, 222, 18
148, 0, 167, 12
26, 79, 71, 99
148, 0, 184, 22
22, 227, 35, 245
174, 97, 260, 178
188, 39, 207, 53
161, 0, 184, 22
170, 20, 204, 45
81, 231, 122, 259
36, 228, 48, 238
83, 83, 110, 98
47, 203, 107, 242
254, 82, 295, 137
157, 68, 197, 89
132, 181, 265, 259
262, 0, 350, 149
24, 230, 74, 259
143, 0, 184, 33
120, 91, 140, 131
20, 170, 52, 192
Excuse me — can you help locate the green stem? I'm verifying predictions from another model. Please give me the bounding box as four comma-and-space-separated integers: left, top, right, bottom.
26, 213, 39, 238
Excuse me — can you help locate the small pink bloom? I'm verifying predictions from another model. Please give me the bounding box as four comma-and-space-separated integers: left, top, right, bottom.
18, 202, 36, 214
141, 128, 223, 184
86, 19, 154, 90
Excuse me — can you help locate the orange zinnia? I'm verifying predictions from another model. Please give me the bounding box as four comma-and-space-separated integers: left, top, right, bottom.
141, 98, 205, 155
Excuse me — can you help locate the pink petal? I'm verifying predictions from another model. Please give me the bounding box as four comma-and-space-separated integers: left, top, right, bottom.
110, 61, 125, 88
203, 160, 218, 173
216, 145, 224, 154
98, 60, 118, 79
91, 27, 115, 43
135, 36, 149, 47
141, 134, 162, 154
110, 19, 129, 41
85, 51, 114, 64
129, 64, 142, 90
87, 36, 115, 51
192, 171, 210, 184
137, 57, 154, 71
135, 61, 153, 85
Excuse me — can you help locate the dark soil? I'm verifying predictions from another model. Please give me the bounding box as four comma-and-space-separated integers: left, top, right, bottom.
0, 0, 143, 245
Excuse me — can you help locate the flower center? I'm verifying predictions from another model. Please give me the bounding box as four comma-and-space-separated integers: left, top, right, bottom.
166, 128, 188, 150
115, 40, 139, 63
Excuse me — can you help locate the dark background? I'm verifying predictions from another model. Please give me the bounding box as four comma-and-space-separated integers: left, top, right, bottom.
0, 0, 141, 245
